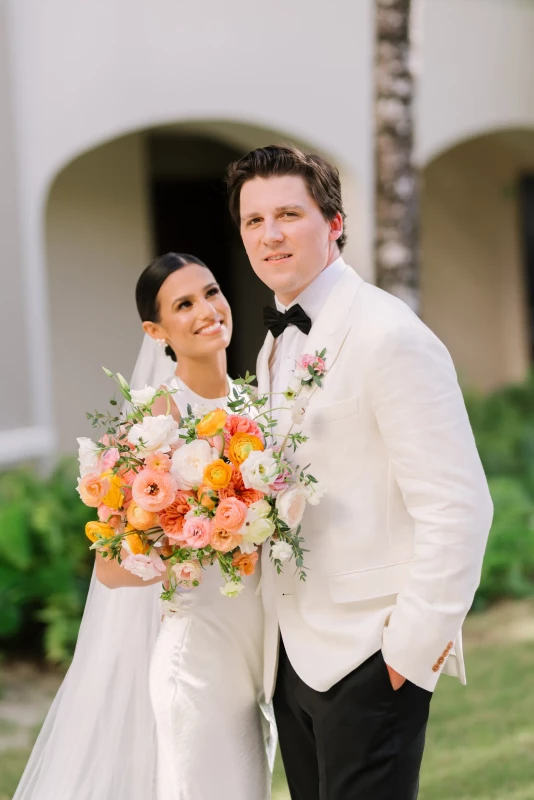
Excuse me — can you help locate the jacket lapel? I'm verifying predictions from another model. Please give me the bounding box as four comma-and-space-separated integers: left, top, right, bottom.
256, 331, 274, 397
300, 267, 364, 401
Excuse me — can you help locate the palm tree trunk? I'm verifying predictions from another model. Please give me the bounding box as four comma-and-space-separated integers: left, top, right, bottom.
374, 0, 420, 314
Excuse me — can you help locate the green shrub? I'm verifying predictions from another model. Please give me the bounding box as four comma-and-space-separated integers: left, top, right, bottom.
465, 373, 534, 607
0, 460, 93, 664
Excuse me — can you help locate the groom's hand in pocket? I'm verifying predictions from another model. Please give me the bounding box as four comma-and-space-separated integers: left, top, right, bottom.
386, 663, 407, 691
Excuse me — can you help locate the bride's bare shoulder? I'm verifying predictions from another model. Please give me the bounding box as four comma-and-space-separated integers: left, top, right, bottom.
151, 385, 181, 423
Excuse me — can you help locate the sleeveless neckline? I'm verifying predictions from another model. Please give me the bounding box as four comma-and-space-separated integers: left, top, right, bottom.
163, 374, 233, 412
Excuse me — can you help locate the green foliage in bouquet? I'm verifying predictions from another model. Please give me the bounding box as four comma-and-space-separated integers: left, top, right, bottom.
465, 372, 534, 608
0, 460, 93, 664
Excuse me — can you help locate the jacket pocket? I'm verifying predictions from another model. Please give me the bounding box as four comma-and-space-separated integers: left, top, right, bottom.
305, 395, 359, 425
327, 560, 412, 604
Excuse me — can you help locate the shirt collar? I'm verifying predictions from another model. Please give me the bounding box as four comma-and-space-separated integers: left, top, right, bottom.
274, 256, 347, 323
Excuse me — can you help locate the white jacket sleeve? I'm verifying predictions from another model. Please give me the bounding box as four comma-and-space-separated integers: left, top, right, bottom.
370, 321, 493, 691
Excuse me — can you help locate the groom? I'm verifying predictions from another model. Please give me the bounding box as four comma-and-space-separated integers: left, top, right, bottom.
227, 145, 492, 799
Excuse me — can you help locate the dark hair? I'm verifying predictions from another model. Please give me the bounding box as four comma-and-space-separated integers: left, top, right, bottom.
226, 144, 347, 251
136, 252, 208, 362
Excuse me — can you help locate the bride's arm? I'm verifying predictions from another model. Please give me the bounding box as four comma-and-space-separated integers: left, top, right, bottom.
95, 388, 180, 589
95, 551, 164, 589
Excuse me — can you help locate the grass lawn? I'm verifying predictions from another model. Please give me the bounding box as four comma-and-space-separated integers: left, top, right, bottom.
1, 602, 534, 800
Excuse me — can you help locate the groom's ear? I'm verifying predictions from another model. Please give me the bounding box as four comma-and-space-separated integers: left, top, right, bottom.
329, 212, 344, 242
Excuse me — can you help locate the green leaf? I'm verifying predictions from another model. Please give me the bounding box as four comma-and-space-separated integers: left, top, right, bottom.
0, 502, 32, 571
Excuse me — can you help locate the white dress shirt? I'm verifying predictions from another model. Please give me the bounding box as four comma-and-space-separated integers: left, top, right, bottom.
268, 256, 347, 402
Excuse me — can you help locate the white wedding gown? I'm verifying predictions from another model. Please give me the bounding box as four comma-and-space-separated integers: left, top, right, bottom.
148, 374, 273, 800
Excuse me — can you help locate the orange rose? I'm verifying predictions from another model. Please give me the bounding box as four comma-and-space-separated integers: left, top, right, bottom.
203, 459, 233, 491
228, 433, 264, 466
197, 485, 217, 510
126, 502, 158, 531
85, 521, 116, 543
210, 527, 242, 553
232, 550, 259, 576
196, 408, 228, 438
159, 490, 194, 539
214, 497, 247, 532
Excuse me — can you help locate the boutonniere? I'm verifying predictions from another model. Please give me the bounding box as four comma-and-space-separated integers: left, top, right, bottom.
283, 349, 327, 424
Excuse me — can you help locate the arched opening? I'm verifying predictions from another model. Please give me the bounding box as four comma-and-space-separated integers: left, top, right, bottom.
420, 129, 534, 392
45, 122, 360, 451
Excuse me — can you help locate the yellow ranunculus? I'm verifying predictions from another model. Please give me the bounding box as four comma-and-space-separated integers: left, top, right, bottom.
124, 529, 150, 555
126, 502, 158, 531
203, 459, 233, 491
228, 433, 264, 466
85, 521, 116, 543
101, 472, 124, 510
196, 408, 228, 438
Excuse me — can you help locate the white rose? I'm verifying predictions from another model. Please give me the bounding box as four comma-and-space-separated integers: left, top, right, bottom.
293, 366, 310, 382
238, 540, 258, 555
240, 449, 278, 492
276, 486, 307, 529
128, 414, 180, 455
170, 439, 218, 490
271, 541, 293, 562
77, 437, 99, 477
245, 517, 275, 546
220, 581, 246, 598
245, 499, 272, 523
172, 560, 202, 587
130, 385, 157, 406
291, 396, 309, 424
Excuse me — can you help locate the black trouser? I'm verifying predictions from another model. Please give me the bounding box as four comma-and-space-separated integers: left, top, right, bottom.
273, 639, 431, 800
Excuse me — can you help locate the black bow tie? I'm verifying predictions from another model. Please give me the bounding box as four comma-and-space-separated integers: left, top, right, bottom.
263, 303, 312, 338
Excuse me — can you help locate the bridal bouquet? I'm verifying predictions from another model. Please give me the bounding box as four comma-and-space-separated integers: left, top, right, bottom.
77, 354, 326, 598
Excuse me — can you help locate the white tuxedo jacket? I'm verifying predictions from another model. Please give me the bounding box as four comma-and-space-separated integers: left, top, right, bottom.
258, 265, 493, 701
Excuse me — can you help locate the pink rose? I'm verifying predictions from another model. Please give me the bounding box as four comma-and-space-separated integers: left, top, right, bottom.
223, 415, 264, 447
297, 353, 326, 376
181, 516, 213, 549
97, 447, 120, 473
132, 469, 177, 512
77, 472, 109, 508
214, 497, 248, 532
269, 470, 290, 493
122, 552, 166, 581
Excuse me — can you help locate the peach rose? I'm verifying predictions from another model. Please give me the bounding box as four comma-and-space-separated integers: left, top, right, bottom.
197, 485, 217, 510
228, 433, 264, 466
203, 459, 233, 491
97, 504, 125, 531
78, 473, 110, 508
223, 415, 263, 446
214, 497, 248, 532
196, 408, 228, 438
173, 560, 202, 588
232, 550, 259, 576
126, 502, 158, 531
85, 520, 116, 543
145, 452, 172, 473
180, 516, 213, 549
132, 469, 177, 513
210, 527, 242, 553
158, 491, 194, 539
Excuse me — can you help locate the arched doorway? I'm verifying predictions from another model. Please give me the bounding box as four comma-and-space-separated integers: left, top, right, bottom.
45, 128, 276, 451
420, 129, 534, 392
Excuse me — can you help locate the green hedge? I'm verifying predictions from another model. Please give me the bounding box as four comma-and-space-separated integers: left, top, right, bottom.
0, 375, 533, 661
0, 460, 93, 664
465, 372, 534, 608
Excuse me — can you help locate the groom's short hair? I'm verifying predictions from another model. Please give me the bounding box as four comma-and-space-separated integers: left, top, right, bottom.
227, 144, 347, 251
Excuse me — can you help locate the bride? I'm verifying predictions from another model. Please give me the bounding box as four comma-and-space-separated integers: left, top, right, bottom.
14, 253, 275, 800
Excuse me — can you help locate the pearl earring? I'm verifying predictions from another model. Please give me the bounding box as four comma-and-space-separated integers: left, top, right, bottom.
156, 339, 166, 348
